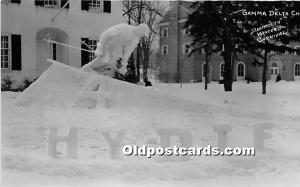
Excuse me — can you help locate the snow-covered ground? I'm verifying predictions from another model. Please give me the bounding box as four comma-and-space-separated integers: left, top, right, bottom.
1, 63, 300, 187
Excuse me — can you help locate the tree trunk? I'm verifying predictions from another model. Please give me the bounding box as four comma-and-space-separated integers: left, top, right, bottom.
231, 46, 236, 82
143, 49, 149, 83
262, 47, 268, 95
136, 43, 141, 82
204, 54, 210, 90
222, 3, 233, 92
135, 1, 143, 83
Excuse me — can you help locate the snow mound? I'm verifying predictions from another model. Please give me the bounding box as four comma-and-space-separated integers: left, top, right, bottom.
16, 60, 98, 107
15, 60, 206, 112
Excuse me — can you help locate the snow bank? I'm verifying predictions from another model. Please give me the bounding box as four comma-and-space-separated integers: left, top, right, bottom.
15, 60, 215, 114
16, 61, 98, 107
3, 65, 300, 186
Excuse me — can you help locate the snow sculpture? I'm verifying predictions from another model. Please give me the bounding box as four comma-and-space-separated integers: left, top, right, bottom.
253, 123, 273, 150
48, 126, 78, 159
213, 125, 232, 151
102, 130, 126, 159
82, 23, 150, 75
156, 128, 193, 161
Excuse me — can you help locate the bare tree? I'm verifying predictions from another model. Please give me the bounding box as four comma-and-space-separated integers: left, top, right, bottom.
123, 0, 167, 84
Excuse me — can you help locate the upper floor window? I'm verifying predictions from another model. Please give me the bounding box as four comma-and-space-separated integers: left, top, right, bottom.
35, 0, 69, 9
161, 45, 168, 55
44, 0, 58, 7
183, 43, 191, 54
81, 0, 111, 13
183, 27, 190, 36
161, 27, 168, 38
5, 0, 21, 4
295, 46, 300, 55
90, 0, 101, 10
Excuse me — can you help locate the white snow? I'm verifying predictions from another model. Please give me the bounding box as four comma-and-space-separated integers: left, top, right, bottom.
2, 62, 300, 186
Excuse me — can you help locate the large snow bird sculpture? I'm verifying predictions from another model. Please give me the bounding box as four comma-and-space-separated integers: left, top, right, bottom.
82, 23, 150, 76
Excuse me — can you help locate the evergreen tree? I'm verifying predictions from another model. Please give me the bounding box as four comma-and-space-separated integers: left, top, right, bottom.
186, 1, 300, 93
185, 2, 222, 90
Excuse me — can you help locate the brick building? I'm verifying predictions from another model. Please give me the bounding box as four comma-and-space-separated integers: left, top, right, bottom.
158, 2, 300, 83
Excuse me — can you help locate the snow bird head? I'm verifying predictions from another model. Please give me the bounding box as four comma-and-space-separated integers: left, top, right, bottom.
137, 23, 150, 37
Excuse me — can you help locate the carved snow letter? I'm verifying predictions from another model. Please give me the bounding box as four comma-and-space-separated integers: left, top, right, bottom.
213, 125, 232, 151
102, 129, 126, 159
253, 123, 273, 150
156, 128, 193, 161
157, 128, 193, 148
48, 126, 78, 159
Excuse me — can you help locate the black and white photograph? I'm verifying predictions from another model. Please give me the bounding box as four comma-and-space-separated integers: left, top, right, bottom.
1, 0, 300, 186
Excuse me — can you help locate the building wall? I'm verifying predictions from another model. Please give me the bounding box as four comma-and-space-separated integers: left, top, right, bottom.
158, 2, 300, 83
1, 1, 125, 86
158, 5, 179, 83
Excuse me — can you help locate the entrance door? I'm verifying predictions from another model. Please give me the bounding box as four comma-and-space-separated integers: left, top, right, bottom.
270, 63, 279, 80
220, 62, 225, 80
237, 62, 245, 80
36, 39, 51, 76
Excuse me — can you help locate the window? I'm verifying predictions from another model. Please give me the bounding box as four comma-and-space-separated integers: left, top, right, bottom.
90, 0, 102, 10
161, 28, 168, 38
81, 38, 99, 66
295, 64, 300, 76
295, 46, 300, 55
1, 35, 10, 69
220, 63, 225, 79
271, 63, 279, 75
5, 0, 21, 4
161, 45, 168, 55
183, 43, 191, 54
87, 39, 99, 61
52, 43, 57, 60
1, 34, 22, 70
81, 0, 111, 13
44, 0, 59, 7
35, 0, 69, 9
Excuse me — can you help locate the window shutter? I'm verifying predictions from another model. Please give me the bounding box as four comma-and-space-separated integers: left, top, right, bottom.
81, 0, 90, 11
10, 0, 21, 4
35, 0, 44, 6
11, 34, 22, 71
61, 0, 69, 9
103, 0, 111, 13
81, 38, 90, 67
